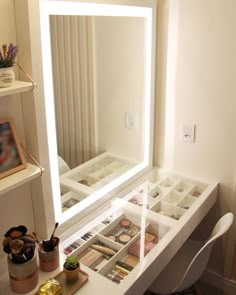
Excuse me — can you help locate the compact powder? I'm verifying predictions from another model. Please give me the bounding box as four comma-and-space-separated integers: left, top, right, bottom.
119, 219, 131, 229
122, 254, 139, 268
118, 233, 131, 244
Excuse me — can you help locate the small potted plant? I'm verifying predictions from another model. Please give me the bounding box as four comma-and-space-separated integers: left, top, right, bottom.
63, 255, 80, 281
2, 225, 38, 293
0, 43, 18, 87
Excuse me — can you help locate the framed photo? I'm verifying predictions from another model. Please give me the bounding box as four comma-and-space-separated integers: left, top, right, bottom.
0, 119, 26, 179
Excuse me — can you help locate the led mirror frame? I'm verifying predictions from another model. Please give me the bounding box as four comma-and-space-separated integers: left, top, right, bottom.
40, 0, 156, 223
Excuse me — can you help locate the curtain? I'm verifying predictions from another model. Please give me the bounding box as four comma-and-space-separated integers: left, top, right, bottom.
50, 15, 96, 169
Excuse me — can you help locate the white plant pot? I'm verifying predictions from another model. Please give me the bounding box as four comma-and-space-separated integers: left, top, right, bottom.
0, 67, 15, 87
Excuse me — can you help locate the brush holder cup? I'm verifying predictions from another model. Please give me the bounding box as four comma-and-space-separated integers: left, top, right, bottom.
38, 237, 60, 272
7, 252, 38, 294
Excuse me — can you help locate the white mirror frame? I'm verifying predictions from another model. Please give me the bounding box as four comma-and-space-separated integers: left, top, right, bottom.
39, 0, 156, 224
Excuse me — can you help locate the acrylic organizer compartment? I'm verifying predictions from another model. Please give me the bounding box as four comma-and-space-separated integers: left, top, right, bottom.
92, 155, 132, 173
68, 211, 141, 272
174, 180, 195, 194
61, 191, 88, 212
189, 184, 208, 198
136, 180, 156, 194
81, 164, 104, 176
177, 195, 196, 210
126, 191, 155, 208
62, 228, 100, 256
97, 156, 116, 167
158, 177, 178, 191
60, 152, 136, 194
123, 180, 163, 209
99, 213, 141, 245
100, 162, 134, 184
150, 185, 204, 220
69, 173, 99, 187
147, 185, 163, 200
89, 167, 113, 181
61, 217, 109, 256
162, 190, 185, 205
99, 220, 170, 284
90, 166, 131, 190
148, 171, 181, 187
91, 167, 134, 190
151, 201, 187, 220
75, 235, 123, 272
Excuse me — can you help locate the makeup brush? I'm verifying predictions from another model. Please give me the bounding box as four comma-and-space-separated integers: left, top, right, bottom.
49, 222, 59, 244
43, 222, 59, 252
32, 232, 40, 244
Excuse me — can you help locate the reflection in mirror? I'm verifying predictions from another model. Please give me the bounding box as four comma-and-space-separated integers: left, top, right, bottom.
49, 15, 146, 212
39, 0, 155, 224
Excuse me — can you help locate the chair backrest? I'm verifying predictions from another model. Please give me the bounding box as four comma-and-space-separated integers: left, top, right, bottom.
175, 212, 234, 292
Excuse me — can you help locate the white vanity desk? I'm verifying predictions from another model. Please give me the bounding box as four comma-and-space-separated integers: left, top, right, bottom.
58, 168, 217, 295
0, 168, 217, 294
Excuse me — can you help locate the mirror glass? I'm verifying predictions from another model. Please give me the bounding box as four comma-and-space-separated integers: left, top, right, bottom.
40, 1, 155, 224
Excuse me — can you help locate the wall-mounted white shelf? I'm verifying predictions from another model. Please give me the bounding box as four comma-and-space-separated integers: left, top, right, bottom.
0, 80, 36, 97
0, 163, 44, 195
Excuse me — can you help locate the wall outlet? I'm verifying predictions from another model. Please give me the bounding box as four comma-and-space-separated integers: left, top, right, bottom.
183, 124, 195, 143
125, 112, 137, 129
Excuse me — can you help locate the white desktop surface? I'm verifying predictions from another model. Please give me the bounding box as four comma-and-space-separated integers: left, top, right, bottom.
0, 169, 218, 295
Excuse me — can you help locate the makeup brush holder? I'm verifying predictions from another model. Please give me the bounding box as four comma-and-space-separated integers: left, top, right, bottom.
38, 237, 60, 272
8, 252, 38, 294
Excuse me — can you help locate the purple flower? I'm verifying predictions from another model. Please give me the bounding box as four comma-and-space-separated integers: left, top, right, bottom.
7, 43, 18, 60
0, 43, 18, 68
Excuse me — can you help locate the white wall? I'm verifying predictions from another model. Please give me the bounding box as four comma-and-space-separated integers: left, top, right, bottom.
0, 0, 35, 259
154, 0, 236, 279
93, 16, 145, 163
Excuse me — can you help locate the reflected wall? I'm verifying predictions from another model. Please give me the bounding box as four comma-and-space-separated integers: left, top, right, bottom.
50, 15, 145, 170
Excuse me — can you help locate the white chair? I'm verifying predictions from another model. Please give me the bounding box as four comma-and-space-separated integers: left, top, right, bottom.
148, 212, 234, 295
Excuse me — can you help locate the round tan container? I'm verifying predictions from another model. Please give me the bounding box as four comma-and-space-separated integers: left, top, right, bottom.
8, 253, 38, 294
38, 238, 60, 272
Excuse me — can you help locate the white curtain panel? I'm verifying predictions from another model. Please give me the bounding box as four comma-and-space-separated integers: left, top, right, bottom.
50, 15, 96, 168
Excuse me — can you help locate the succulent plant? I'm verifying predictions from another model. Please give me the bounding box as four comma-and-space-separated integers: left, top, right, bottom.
64, 255, 79, 270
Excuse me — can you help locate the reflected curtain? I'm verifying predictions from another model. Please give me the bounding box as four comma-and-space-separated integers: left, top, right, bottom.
50, 15, 96, 169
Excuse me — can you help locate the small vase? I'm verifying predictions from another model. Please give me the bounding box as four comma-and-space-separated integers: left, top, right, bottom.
63, 264, 80, 282
38, 237, 60, 272
7, 252, 38, 294
0, 67, 15, 87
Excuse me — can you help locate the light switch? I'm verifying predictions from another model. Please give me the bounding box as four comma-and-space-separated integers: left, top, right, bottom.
183, 124, 195, 143
125, 112, 137, 129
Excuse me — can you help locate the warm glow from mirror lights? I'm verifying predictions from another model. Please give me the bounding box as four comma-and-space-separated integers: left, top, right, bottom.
40, 0, 155, 224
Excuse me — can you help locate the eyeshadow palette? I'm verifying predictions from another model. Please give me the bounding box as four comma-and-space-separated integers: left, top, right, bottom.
128, 232, 158, 257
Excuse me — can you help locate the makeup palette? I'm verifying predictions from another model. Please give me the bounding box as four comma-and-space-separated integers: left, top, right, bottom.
103, 218, 140, 245
128, 232, 158, 257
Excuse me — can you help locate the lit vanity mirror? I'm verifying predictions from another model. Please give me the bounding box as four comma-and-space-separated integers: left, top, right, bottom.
40, 0, 156, 224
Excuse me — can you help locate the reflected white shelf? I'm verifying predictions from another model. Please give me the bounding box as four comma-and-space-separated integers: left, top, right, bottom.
0, 163, 44, 195
0, 80, 36, 97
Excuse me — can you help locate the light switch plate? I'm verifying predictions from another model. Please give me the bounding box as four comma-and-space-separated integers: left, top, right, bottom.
125, 112, 137, 129
183, 124, 195, 143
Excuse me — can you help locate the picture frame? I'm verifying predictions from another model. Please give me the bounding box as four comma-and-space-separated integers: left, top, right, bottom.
0, 119, 26, 179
